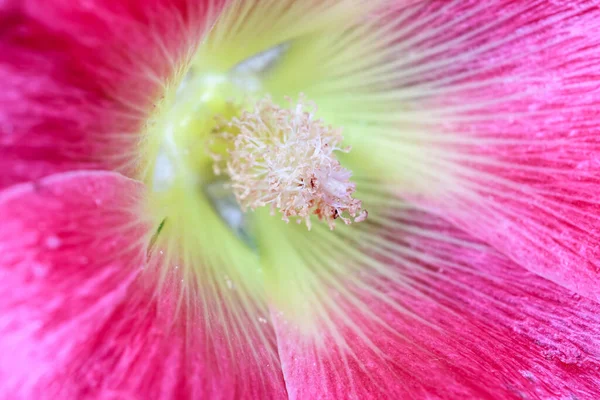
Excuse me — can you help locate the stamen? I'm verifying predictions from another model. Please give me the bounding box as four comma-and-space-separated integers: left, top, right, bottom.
210, 95, 367, 230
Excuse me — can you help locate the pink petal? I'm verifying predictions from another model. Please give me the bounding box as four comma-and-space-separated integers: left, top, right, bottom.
0, 171, 286, 399
271, 210, 600, 399
449, 1, 600, 302
387, 1, 600, 300
0, 0, 220, 189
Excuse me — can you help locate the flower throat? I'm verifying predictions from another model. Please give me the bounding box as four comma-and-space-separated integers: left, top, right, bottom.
141, 73, 367, 249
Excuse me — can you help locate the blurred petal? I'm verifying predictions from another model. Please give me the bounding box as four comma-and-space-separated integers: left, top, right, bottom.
0, 0, 222, 189
270, 209, 600, 399
0, 171, 286, 399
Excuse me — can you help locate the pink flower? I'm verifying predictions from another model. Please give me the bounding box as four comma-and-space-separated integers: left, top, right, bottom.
1, 0, 599, 399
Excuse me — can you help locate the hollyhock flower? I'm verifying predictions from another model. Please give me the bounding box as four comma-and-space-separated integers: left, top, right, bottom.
1, 0, 600, 398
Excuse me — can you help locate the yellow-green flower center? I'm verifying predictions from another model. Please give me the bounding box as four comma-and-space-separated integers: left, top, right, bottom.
131, 0, 440, 338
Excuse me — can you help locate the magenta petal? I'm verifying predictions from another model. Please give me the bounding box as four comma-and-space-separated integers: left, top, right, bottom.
390, 0, 600, 301
0, 0, 220, 189
0, 171, 145, 396
0, 171, 286, 399
271, 211, 600, 399
446, 1, 600, 302
51, 275, 288, 399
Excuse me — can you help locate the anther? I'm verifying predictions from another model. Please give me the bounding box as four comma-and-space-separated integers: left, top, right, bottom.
209, 95, 367, 230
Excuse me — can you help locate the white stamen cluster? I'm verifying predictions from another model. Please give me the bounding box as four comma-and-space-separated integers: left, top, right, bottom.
210, 96, 367, 230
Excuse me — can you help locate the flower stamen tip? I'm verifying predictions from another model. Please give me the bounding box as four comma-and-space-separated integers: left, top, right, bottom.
210, 95, 367, 230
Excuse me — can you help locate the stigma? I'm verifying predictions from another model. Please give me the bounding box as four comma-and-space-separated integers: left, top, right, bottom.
209, 96, 367, 230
